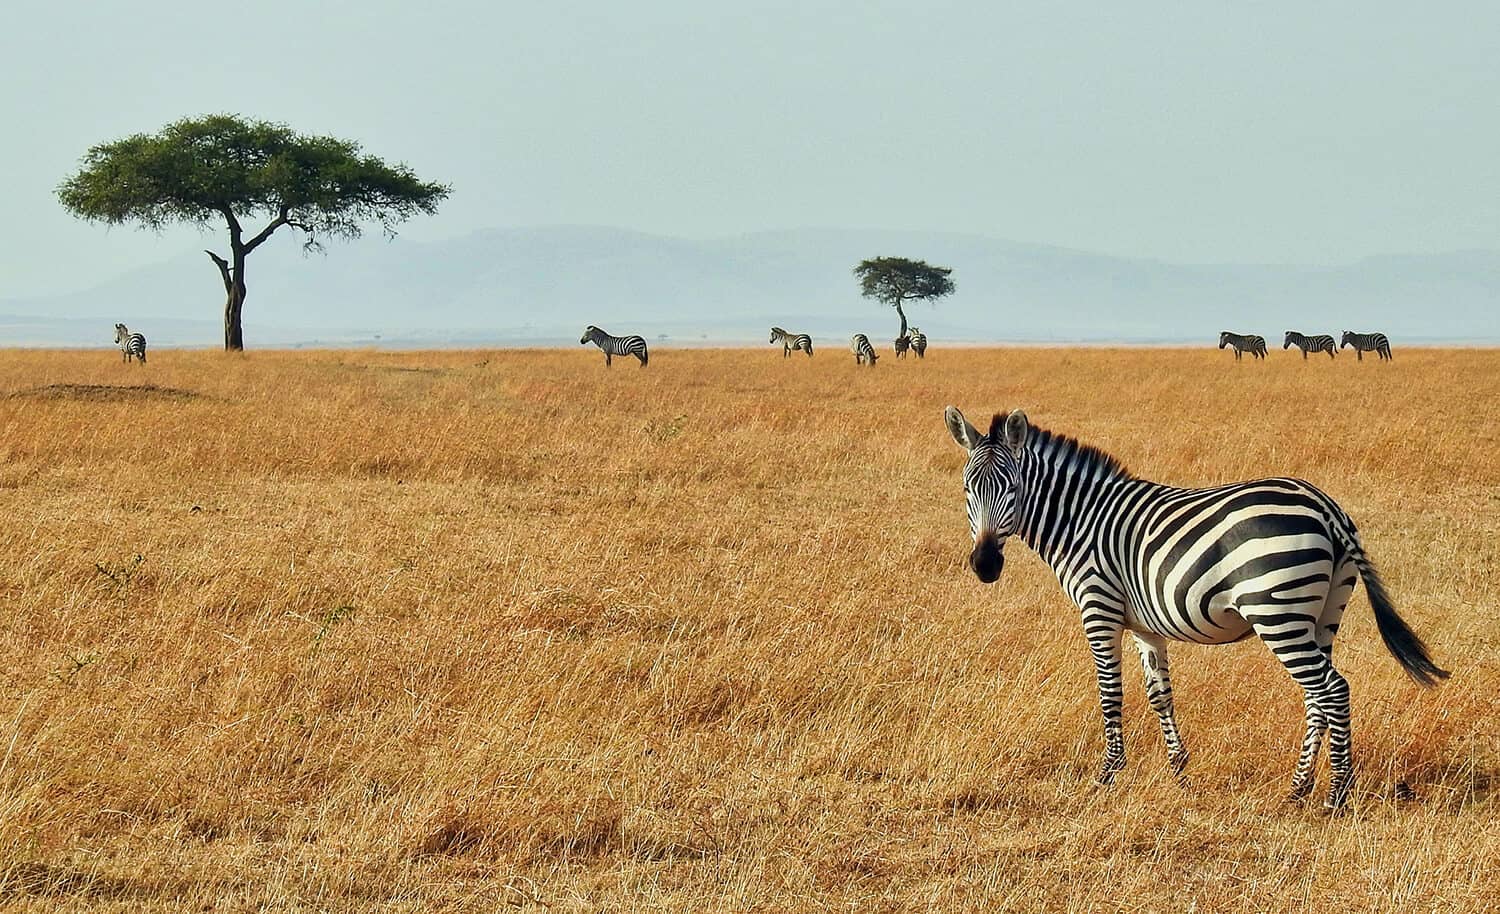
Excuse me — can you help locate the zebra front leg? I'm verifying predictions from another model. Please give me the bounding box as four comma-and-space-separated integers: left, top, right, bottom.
1131, 632, 1189, 776
605, 352, 612, 368
1086, 624, 1127, 784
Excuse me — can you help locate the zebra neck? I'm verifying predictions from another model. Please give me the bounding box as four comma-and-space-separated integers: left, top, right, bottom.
1013, 431, 1131, 565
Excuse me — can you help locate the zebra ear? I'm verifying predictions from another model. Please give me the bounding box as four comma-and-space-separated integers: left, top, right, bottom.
945, 406, 982, 451
1003, 409, 1029, 453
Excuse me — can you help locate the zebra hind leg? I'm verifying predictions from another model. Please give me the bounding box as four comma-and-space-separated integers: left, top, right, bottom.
1131, 632, 1189, 777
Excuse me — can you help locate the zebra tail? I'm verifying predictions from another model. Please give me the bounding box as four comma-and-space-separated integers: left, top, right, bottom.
1352, 549, 1449, 687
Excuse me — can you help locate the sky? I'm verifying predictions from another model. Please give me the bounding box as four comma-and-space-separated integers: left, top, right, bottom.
3, 0, 1498, 298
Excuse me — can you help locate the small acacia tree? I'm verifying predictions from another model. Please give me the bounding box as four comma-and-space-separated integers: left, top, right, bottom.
853, 256, 955, 339
58, 114, 451, 350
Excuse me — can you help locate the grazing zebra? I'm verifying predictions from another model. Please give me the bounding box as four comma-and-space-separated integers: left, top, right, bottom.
114, 323, 147, 364
908, 327, 928, 359
579, 325, 648, 367
1284, 331, 1337, 359
1341, 330, 1392, 361
851, 333, 878, 366
1219, 331, 1267, 360
894, 334, 911, 358
769, 326, 813, 357
944, 407, 1448, 809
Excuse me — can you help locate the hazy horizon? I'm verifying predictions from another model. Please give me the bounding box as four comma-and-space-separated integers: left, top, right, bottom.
5, 1, 1499, 305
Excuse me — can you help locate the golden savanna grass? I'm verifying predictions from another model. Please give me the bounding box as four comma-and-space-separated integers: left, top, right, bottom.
0, 346, 1495, 912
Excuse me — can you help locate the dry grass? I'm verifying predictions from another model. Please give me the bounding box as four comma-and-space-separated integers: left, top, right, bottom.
0, 345, 1495, 912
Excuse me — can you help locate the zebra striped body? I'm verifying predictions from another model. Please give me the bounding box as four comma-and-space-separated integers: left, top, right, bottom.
1341, 330, 1391, 361
769, 327, 813, 357
850, 333, 878, 366
1284, 331, 1336, 359
580, 325, 649, 367
114, 323, 147, 364
894, 334, 911, 358
1218, 331, 1266, 360
908, 327, 927, 359
945, 407, 1447, 809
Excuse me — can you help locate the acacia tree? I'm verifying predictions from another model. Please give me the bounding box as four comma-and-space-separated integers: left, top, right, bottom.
58, 114, 450, 350
853, 256, 955, 339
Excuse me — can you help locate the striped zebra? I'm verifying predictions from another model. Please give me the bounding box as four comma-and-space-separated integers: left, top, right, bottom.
908, 327, 928, 359
894, 334, 911, 358
114, 323, 147, 364
851, 333, 878, 366
944, 407, 1448, 809
1341, 330, 1391, 361
1219, 331, 1266, 361
769, 327, 813, 357
1284, 331, 1337, 359
580, 325, 648, 367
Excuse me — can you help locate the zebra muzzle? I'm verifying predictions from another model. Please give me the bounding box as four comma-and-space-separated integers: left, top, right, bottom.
970, 536, 1004, 584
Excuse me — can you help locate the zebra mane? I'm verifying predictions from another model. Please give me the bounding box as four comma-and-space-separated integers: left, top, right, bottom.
1024, 423, 1135, 481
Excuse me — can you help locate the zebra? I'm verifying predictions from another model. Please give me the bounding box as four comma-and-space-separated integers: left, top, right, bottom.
769, 327, 813, 357
851, 333, 878, 366
1284, 331, 1337, 359
1219, 331, 1266, 360
1341, 330, 1392, 361
908, 327, 928, 359
114, 323, 147, 364
894, 334, 911, 358
579, 325, 648, 367
944, 406, 1448, 809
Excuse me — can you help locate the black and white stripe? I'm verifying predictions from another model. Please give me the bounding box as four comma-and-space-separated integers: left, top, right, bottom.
894, 334, 911, 358
1218, 331, 1266, 360
945, 407, 1448, 809
769, 327, 813, 357
1341, 330, 1391, 361
850, 333, 878, 366
580, 325, 649, 367
908, 327, 928, 359
1284, 331, 1337, 359
114, 323, 147, 364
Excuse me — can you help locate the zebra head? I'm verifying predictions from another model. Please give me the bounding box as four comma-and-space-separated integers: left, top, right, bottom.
945, 406, 1028, 584
1339, 331, 1353, 348
1283, 331, 1294, 349
580, 326, 599, 345
115, 323, 129, 344
769, 327, 784, 343
1218, 332, 1230, 349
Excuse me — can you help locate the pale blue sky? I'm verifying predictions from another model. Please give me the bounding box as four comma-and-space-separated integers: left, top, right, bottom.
3, 0, 1497, 297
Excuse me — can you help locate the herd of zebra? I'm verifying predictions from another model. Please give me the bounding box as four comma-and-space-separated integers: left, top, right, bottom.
1220, 330, 1394, 361
580, 324, 932, 367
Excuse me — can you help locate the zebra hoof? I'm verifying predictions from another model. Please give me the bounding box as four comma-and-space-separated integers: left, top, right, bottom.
1095, 757, 1125, 786
1168, 751, 1190, 776
1323, 776, 1354, 811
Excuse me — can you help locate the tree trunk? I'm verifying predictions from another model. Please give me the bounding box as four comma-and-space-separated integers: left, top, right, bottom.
205, 249, 247, 351
895, 301, 908, 339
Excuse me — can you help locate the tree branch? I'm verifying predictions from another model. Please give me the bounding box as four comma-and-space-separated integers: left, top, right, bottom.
241, 205, 289, 254
204, 249, 232, 292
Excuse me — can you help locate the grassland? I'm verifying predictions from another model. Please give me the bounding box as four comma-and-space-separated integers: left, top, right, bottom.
0, 345, 1495, 912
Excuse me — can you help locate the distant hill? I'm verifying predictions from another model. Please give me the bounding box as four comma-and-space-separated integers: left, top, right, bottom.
2, 226, 1497, 346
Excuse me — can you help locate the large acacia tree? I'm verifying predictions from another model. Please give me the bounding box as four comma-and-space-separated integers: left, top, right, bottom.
853, 256, 955, 339
58, 114, 450, 350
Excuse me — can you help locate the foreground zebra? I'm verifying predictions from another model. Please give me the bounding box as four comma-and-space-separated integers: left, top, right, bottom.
580, 325, 648, 367
908, 327, 928, 358
944, 407, 1448, 809
1341, 330, 1392, 361
1284, 331, 1337, 359
769, 327, 813, 357
1218, 331, 1266, 360
114, 323, 147, 364
851, 333, 878, 366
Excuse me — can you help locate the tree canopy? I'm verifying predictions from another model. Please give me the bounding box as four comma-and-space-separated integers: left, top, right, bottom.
853, 256, 955, 337
58, 114, 451, 349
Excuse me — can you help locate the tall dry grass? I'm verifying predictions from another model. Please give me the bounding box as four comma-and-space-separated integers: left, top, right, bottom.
0, 345, 1494, 912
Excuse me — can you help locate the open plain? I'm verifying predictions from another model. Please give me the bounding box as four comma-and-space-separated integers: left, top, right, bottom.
0, 346, 1495, 912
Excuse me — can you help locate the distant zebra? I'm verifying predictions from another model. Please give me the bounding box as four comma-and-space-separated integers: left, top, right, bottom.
1341, 330, 1391, 361
1219, 331, 1266, 360
1284, 331, 1337, 359
114, 323, 147, 364
945, 406, 1449, 809
894, 334, 911, 358
851, 333, 878, 366
769, 327, 813, 357
580, 325, 648, 367
908, 327, 928, 359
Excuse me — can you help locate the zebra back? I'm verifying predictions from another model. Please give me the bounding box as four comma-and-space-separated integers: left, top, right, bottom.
851, 333, 878, 365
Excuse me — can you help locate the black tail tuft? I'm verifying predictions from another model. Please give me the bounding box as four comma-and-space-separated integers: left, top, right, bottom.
1359, 555, 1450, 687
